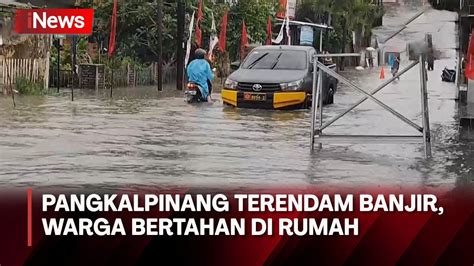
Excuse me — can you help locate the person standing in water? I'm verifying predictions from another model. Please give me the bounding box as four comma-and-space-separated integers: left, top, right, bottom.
391, 55, 400, 80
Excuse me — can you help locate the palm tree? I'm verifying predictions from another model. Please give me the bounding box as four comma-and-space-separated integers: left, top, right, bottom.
297, 0, 332, 24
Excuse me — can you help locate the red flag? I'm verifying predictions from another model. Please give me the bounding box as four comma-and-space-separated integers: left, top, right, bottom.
108, 0, 118, 57
195, 0, 203, 47
266, 16, 272, 45
466, 29, 474, 79
276, 0, 289, 19
240, 20, 248, 60
218, 9, 228, 53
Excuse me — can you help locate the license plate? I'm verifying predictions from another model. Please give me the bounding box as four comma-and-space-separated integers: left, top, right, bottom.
185, 90, 197, 96
243, 92, 266, 101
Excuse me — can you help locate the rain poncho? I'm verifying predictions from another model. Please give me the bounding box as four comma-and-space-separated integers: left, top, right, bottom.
187, 59, 214, 100
388, 54, 395, 68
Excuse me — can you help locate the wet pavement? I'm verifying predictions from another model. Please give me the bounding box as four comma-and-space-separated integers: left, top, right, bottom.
0, 2, 472, 189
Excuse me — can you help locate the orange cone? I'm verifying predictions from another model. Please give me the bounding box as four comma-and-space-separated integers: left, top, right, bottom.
379, 67, 385, 80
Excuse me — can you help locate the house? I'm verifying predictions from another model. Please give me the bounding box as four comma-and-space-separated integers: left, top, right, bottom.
381, 0, 400, 4
0, 1, 51, 93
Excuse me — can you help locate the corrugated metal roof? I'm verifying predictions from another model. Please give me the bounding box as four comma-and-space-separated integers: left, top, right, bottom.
275, 19, 334, 30
0, 1, 32, 8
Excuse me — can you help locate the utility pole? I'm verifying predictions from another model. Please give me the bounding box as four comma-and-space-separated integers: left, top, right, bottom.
54, 37, 61, 93
71, 4, 79, 101
157, 0, 163, 91
72, 35, 77, 101
98, 38, 102, 64
176, 0, 185, 91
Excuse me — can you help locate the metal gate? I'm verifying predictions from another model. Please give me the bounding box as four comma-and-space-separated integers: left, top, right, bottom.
310, 53, 432, 158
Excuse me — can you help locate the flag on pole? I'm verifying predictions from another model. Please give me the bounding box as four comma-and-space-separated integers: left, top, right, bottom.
218, 9, 228, 53
286, 14, 291, 45
208, 12, 219, 58
195, 0, 203, 47
272, 16, 285, 44
185, 11, 196, 67
266, 16, 272, 45
240, 20, 248, 60
466, 29, 474, 79
108, 0, 118, 57
284, 0, 291, 45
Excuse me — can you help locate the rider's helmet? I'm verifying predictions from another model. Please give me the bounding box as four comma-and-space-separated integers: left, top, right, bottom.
195, 48, 207, 59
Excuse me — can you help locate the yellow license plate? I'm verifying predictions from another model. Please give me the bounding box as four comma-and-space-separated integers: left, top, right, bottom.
243, 93, 266, 101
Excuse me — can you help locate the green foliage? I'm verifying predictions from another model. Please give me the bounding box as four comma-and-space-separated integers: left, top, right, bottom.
223, 0, 277, 60
79, 0, 382, 65
50, 37, 91, 71
15, 77, 45, 95
297, 0, 383, 52
81, 0, 277, 62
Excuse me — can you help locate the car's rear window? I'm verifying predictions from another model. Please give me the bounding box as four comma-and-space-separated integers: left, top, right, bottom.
242, 50, 307, 70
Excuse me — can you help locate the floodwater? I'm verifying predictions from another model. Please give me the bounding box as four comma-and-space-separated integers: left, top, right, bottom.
0, 3, 472, 189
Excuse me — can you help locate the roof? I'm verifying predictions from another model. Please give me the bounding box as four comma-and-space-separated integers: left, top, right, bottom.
276, 19, 334, 30
253, 45, 315, 52
0, 1, 31, 8
15, 0, 75, 7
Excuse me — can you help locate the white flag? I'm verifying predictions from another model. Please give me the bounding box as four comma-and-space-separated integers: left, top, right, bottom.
285, 0, 291, 45
272, 17, 286, 44
273, 0, 291, 46
209, 12, 219, 58
185, 11, 195, 68
286, 15, 291, 45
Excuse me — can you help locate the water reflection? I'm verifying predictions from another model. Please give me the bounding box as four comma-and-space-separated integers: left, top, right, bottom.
0, 3, 471, 189
0, 76, 468, 190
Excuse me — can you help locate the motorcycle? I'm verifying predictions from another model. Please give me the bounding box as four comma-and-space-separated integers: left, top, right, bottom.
441, 67, 456, 83
185, 82, 203, 103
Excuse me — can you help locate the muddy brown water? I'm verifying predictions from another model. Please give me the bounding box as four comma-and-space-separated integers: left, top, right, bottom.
0, 62, 471, 190
0, 3, 472, 189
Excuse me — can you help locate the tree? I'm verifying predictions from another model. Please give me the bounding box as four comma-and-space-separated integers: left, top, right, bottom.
224, 0, 277, 60
81, 0, 278, 64
297, 0, 383, 68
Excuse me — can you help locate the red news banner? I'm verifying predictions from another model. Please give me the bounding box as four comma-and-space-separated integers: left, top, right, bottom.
0, 189, 473, 265
14, 8, 94, 35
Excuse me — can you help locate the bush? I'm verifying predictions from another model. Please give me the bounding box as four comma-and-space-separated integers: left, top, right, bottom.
15, 77, 45, 95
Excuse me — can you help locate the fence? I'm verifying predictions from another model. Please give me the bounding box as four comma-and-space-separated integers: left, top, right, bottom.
2, 59, 177, 92
105, 63, 177, 88
310, 53, 432, 158
0, 58, 49, 93
50, 70, 75, 89
105, 66, 128, 88
46, 62, 176, 89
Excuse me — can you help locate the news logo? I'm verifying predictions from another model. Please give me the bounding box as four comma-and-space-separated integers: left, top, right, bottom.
14, 9, 94, 35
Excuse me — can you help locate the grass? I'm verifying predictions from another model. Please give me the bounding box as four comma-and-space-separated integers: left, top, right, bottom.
15, 77, 46, 95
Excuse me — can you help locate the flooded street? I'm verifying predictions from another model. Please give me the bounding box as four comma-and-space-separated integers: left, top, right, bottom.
0, 2, 472, 189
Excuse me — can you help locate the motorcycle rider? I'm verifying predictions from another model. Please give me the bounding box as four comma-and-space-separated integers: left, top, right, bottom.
187, 48, 214, 102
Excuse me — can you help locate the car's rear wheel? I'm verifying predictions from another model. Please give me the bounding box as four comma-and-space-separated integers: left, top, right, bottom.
304, 94, 311, 109
324, 86, 334, 105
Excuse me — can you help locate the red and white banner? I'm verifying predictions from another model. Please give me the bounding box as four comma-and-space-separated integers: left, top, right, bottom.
240, 21, 248, 60
195, 0, 203, 47
276, 0, 296, 19
218, 10, 228, 53
208, 12, 219, 58
108, 0, 118, 57
185, 11, 195, 67
266, 16, 272, 45
14, 8, 94, 35
1, 187, 473, 265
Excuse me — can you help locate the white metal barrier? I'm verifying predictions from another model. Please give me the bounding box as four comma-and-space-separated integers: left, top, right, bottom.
310, 53, 432, 158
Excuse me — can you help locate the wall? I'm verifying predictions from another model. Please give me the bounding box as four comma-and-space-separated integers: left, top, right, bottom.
79, 64, 105, 89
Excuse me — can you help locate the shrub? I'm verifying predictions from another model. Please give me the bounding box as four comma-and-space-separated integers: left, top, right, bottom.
15, 77, 45, 95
